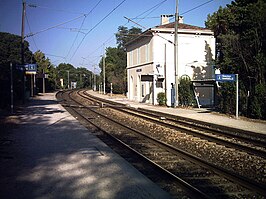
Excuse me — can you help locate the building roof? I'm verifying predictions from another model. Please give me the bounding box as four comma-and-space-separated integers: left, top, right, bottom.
126, 22, 212, 48
154, 22, 208, 30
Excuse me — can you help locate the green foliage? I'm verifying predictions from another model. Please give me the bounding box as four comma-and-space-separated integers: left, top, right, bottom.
216, 83, 236, 114
157, 92, 166, 106
115, 26, 142, 50
56, 63, 93, 89
34, 50, 56, 91
248, 84, 266, 119
99, 26, 142, 94
0, 32, 33, 108
178, 77, 194, 107
0, 32, 33, 66
205, 0, 266, 119
99, 47, 126, 93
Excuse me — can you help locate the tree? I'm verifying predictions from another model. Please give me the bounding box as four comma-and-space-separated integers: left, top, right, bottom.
76, 67, 93, 89
56, 63, 76, 89
116, 26, 142, 50
34, 50, 56, 91
99, 47, 127, 93
98, 26, 142, 94
178, 76, 194, 107
205, 0, 266, 119
0, 32, 33, 108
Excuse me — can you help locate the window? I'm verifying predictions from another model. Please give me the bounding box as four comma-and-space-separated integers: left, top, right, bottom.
146, 43, 150, 62
129, 51, 133, 66
137, 48, 140, 64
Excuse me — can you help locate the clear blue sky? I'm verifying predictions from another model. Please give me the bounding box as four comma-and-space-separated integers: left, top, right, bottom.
0, 0, 232, 72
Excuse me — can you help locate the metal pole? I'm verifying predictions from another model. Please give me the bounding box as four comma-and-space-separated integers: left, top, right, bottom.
34, 73, 36, 95
153, 75, 155, 105
110, 83, 113, 96
164, 44, 167, 105
31, 74, 33, 96
67, 70, 70, 89
10, 63, 13, 114
21, 0, 26, 103
174, 0, 179, 107
94, 65, 96, 91
103, 55, 106, 94
42, 69, 45, 93
236, 74, 239, 119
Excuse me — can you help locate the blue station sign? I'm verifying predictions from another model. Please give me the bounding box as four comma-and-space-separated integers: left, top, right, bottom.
215, 74, 236, 82
24, 64, 37, 72
24, 64, 37, 74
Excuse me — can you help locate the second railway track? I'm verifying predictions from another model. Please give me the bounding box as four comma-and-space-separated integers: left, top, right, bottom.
56, 89, 266, 198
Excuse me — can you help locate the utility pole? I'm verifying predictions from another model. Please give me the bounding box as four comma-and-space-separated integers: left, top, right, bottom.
21, 0, 26, 103
67, 70, 70, 89
10, 63, 13, 114
103, 55, 106, 94
42, 69, 45, 93
93, 65, 96, 91
174, 0, 179, 107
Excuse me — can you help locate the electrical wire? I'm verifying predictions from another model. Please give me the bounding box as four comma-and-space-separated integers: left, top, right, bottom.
65, 16, 87, 59
25, 14, 86, 38
69, 0, 127, 61
28, 4, 86, 15
132, 0, 168, 21
83, 0, 168, 64
65, 0, 103, 60
124, 0, 217, 46
131, 0, 216, 21
181, 0, 215, 15
25, 13, 38, 51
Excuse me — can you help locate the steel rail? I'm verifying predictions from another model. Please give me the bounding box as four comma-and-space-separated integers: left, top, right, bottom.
72, 90, 266, 196
59, 90, 209, 199
80, 91, 266, 156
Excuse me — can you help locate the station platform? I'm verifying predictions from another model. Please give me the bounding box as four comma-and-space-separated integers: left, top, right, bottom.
0, 92, 171, 199
87, 90, 266, 135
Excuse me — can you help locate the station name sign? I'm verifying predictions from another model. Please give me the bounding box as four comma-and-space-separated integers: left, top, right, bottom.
25, 64, 37, 75
215, 74, 236, 82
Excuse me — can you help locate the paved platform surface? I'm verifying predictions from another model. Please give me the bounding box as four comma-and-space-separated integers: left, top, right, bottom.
0, 93, 171, 199
87, 90, 266, 135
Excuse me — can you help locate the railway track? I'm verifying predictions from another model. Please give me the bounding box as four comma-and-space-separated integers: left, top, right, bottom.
56, 89, 266, 198
80, 90, 266, 158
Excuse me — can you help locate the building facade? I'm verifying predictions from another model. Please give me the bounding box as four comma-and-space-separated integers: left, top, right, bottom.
126, 17, 216, 107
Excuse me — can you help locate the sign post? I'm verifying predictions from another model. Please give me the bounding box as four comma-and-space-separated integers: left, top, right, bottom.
236, 74, 238, 118
215, 74, 239, 119
24, 64, 37, 96
10, 63, 13, 114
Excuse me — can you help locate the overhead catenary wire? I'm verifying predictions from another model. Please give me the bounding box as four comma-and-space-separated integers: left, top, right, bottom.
28, 4, 86, 15
129, 0, 216, 22
83, 0, 168, 64
124, 16, 174, 45
25, 13, 38, 51
25, 0, 217, 67
181, 0, 215, 15
124, 0, 217, 45
25, 14, 86, 38
69, 0, 127, 61
65, 0, 104, 61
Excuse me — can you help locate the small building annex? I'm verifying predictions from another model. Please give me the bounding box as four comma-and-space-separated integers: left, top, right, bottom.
126, 16, 216, 107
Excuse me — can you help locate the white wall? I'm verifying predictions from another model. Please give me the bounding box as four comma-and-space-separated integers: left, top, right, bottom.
127, 29, 215, 106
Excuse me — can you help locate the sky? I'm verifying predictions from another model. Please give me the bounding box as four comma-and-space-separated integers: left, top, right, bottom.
0, 0, 232, 73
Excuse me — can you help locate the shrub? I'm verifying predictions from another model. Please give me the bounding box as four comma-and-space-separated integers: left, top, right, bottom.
157, 92, 166, 105
178, 77, 194, 106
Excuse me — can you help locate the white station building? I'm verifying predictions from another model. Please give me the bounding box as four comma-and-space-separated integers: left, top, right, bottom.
126, 16, 216, 107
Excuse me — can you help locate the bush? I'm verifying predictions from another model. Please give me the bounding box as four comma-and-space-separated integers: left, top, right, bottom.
157, 92, 166, 105
178, 77, 194, 106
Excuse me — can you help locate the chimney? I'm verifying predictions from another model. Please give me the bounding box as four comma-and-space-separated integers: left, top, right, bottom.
161, 15, 170, 25
178, 16, 184, 24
